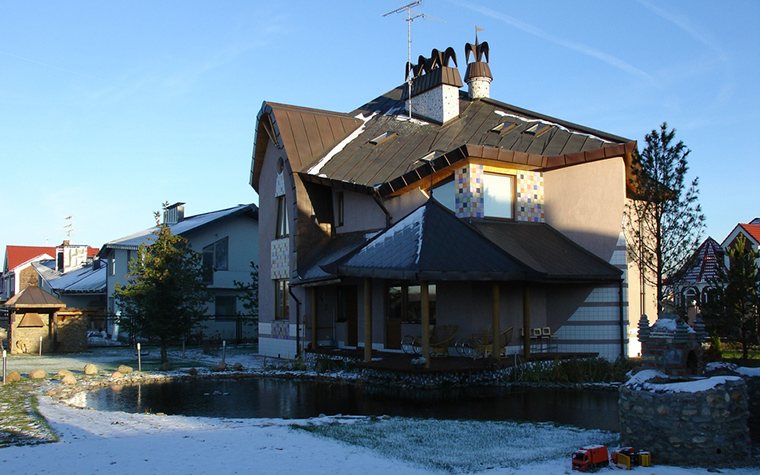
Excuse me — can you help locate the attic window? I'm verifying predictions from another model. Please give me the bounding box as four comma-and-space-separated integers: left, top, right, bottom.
369, 132, 396, 145
490, 122, 518, 135
523, 123, 551, 136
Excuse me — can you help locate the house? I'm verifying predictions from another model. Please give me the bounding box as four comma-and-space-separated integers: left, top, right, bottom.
666, 237, 724, 314
721, 219, 760, 259
99, 203, 259, 342
1, 243, 99, 301
250, 39, 653, 363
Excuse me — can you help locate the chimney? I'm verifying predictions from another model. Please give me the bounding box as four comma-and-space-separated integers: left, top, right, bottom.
403, 47, 463, 124
164, 202, 186, 225
464, 35, 492, 100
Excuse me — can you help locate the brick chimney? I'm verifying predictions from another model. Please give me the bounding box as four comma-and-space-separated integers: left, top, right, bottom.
403, 47, 463, 124
163, 202, 186, 225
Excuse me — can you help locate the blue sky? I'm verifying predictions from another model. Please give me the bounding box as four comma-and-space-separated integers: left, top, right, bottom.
2, 1, 758, 258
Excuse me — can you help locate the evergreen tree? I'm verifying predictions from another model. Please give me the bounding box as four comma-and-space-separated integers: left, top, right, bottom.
114, 216, 211, 363
625, 122, 705, 314
702, 234, 760, 363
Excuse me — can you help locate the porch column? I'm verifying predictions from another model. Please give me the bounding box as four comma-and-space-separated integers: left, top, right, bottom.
363, 278, 372, 363
421, 281, 430, 368
523, 283, 531, 359
491, 282, 500, 358
311, 287, 318, 350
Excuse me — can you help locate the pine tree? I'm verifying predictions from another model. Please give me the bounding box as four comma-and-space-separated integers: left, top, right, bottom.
233, 261, 259, 340
625, 122, 705, 314
702, 234, 760, 364
114, 218, 211, 363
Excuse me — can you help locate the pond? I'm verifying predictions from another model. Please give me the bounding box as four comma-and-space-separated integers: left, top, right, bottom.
87, 378, 620, 431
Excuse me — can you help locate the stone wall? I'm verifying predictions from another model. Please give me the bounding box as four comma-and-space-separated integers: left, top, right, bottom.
55, 311, 88, 353
619, 372, 751, 466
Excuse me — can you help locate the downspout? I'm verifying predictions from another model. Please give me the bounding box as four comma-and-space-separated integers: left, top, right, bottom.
289, 286, 302, 358
373, 190, 392, 228
619, 280, 625, 361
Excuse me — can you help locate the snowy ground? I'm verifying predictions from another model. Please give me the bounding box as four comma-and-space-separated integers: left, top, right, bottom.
1, 347, 758, 474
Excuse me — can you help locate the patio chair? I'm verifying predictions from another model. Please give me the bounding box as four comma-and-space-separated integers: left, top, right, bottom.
401, 324, 459, 357
473, 326, 514, 359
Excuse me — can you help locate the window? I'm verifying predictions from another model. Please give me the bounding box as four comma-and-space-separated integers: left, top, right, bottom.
215, 296, 237, 322
202, 237, 229, 284
275, 279, 290, 320
483, 173, 515, 219
276, 196, 289, 238
387, 283, 436, 324
432, 177, 456, 212
337, 192, 344, 227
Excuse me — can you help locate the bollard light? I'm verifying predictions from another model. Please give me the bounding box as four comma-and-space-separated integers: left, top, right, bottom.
222, 340, 227, 363
39, 336, 42, 356
2, 350, 6, 385
137, 342, 142, 372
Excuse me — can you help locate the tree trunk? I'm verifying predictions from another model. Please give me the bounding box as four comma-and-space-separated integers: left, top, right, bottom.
160, 338, 168, 363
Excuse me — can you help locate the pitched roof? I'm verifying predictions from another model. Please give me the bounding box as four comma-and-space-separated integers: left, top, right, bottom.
252, 82, 637, 197
4, 246, 56, 272
667, 237, 724, 286
3, 285, 66, 308
739, 223, 760, 245
325, 200, 533, 281
33, 261, 106, 294
470, 220, 623, 282
100, 203, 258, 253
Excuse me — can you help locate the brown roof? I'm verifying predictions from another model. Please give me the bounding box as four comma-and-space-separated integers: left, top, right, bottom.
252, 82, 637, 197
3, 286, 66, 308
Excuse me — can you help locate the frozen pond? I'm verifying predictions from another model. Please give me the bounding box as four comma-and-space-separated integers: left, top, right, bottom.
87, 378, 620, 431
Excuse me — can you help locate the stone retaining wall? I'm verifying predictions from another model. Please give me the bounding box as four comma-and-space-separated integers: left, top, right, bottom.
619, 373, 751, 467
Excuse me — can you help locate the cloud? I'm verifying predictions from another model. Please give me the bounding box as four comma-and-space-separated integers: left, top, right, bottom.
450, 0, 655, 83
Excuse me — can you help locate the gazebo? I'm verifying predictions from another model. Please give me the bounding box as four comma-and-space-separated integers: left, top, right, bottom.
3, 285, 67, 354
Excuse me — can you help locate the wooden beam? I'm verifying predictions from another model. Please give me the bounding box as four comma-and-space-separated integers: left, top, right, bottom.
421, 282, 430, 368
492, 282, 500, 358
363, 278, 372, 363
311, 287, 318, 350
523, 283, 531, 359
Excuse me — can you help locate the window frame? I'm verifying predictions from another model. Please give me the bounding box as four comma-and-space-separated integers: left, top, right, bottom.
386, 282, 436, 324
214, 295, 237, 322
276, 195, 289, 238
275, 279, 290, 320
483, 172, 516, 220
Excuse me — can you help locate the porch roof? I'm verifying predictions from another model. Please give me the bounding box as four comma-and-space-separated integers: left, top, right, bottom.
3, 286, 66, 308
319, 199, 621, 283
322, 200, 535, 281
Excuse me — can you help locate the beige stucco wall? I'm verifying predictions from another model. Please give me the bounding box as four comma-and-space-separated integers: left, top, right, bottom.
544, 158, 626, 262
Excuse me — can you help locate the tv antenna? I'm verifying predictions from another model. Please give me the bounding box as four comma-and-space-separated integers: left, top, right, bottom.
61, 215, 81, 241
383, 1, 444, 118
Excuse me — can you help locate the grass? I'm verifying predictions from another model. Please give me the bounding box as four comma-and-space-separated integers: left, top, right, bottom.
0, 380, 58, 447
504, 357, 637, 384
294, 417, 617, 473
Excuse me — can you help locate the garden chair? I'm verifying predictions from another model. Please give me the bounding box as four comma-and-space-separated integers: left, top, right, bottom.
401, 324, 459, 357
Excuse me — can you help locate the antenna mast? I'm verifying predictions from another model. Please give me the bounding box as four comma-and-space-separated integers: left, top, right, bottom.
383, 1, 442, 119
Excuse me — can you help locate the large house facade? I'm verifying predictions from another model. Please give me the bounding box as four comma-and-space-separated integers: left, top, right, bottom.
251, 41, 653, 362
99, 203, 259, 342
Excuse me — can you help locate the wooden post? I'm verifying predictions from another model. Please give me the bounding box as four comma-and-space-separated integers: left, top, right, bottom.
421, 282, 430, 368
311, 287, 318, 350
523, 283, 531, 359
363, 278, 372, 363
491, 282, 500, 359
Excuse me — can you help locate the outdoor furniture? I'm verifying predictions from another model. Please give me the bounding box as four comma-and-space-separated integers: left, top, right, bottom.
456, 326, 514, 359
401, 324, 459, 357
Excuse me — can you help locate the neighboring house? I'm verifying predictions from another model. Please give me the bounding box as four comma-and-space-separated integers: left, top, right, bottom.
667, 237, 724, 313
250, 39, 653, 362
721, 219, 760, 261
1, 243, 98, 301
98, 203, 259, 342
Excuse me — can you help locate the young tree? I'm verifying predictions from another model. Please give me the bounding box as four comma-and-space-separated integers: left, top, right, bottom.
702, 234, 760, 364
114, 216, 212, 363
625, 122, 705, 314
233, 261, 259, 341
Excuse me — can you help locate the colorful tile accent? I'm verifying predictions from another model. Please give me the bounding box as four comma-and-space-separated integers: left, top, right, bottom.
454, 164, 484, 218
275, 172, 286, 197
272, 320, 289, 340
270, 238, 289, 279
516, 171, 545, 222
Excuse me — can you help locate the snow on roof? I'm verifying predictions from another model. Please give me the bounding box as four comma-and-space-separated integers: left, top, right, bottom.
33, 261, 106, 294
493, 110, 614, 144
625, 369, 743, 393
308, 112, 377, 175
103, 204, 255, 251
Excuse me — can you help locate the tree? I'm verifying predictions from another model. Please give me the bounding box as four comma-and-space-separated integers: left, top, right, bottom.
114, 214, 212, 363
702, 234, 760, 364
233, 261, 259, 342
624, 122, 705, 315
